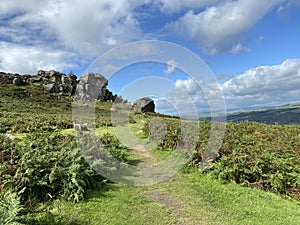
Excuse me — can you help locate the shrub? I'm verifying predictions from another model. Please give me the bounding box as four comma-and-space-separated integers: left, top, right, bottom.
1, 132, 100, 205
201, 122, 300, 199
0, 191, 23, 225
100, 133, 130, 162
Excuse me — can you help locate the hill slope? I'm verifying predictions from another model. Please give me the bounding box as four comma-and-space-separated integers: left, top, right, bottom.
1, 84, 300, 224
226, 105, 300, 124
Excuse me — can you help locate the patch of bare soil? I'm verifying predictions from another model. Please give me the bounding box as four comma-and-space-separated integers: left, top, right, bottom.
146, 188, 200, 225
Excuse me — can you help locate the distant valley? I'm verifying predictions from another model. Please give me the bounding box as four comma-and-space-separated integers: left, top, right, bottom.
200, 104, 300, 125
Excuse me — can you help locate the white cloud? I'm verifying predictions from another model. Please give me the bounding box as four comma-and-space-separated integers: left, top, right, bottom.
155, 0, 223, 13
0, 0, 297, 75
0, 0, 150, 73
0, 42, 76, 74
164, 77, 222, 114
156, 59, 300, 114
42, 0, 146, 56
166, 0, 285, 54
222, 58, 300, 108
164, 60, 178, 75
229, 43, 250, 54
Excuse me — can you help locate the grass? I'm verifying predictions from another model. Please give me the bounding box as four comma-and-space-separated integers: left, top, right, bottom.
48, 167, 300, 225
150, 147, 173, 160
156, 168, 300, 225
51, 183, 177, 225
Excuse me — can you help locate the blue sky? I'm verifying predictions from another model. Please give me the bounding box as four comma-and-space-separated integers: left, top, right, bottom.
0, 0, 300, 114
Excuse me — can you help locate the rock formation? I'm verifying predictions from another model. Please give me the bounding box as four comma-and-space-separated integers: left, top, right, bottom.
0, 72, 31, 85
0, 70, 124, 103
75, 72, 108, 100
132, 97, 155, 113
0, 70, 77, 95
36, 70, 77, 95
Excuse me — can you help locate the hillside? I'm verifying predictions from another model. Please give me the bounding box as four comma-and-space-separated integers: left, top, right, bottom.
226, 105, 300, 124
1, 82, 300, 224
199, 105, 300, 125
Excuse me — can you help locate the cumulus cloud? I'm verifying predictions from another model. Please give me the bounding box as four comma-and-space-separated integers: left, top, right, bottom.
0, 42, 77, 74
174, 77, 224, 112
229, 43, 250, 54
42, 0, 146, 56
0, 0, 149, 73
0, 0, 297, 75
166, 0, 285, 54
156, 59, 300, 114
222, 58, 300, 108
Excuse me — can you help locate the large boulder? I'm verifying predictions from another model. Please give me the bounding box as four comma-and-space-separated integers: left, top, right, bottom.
75, 72, 108, 100
13, 77, 21, 86
61, 74, 77, 95
132, 97, 155, 113
43, 83, 59, 93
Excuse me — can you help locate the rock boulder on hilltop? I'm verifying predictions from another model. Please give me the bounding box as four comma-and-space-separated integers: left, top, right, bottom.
75, 72, 108, 100
132, 97, 155, 113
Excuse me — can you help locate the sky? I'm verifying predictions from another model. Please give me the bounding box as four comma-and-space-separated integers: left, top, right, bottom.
1, 0, 300, 115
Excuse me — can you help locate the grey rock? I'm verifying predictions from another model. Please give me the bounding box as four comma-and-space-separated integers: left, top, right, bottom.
114, 95, 124, 103
36, 70, 77, 95
0, 72, 31, 85
132, 97, 155, 113
13, 77, 21, 86
0, 70, 122, 102
75, 72, 108, 100
30, 76, 42, 83
43, 83, 59, 93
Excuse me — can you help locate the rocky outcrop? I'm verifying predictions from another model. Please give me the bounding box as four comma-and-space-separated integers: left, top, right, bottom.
43, 83, 59, 94
132, 97, 155, 113
104, 89, 121, 102
0, 70, 125, 103
0, 70, 77, 95
0, 72, 31, 85
36, 70, 77, 95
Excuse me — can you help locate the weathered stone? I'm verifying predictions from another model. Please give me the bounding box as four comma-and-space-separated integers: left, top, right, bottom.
114, 95, 124, 103
35, 70, 77, 95
0, 70, 124, 102
0, 72, 31, 85
30, 76, 42, 83
132, 97, 155, 113
43, 83, 59, 93
13, 77, 21, 86
75, 72, 108, 100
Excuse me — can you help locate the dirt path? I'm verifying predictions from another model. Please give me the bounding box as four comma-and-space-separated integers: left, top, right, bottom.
132, 144, 157, 166
146, 187, 196, 225
131, 142, 197, 224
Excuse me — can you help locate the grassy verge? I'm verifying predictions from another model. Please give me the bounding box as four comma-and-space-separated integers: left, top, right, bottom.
48, 167, 300, 225
51, 183, 177, 225
154, 168, 300, 225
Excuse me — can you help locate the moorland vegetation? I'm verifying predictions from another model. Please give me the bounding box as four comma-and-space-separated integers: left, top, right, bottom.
1, 84, 300, 224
